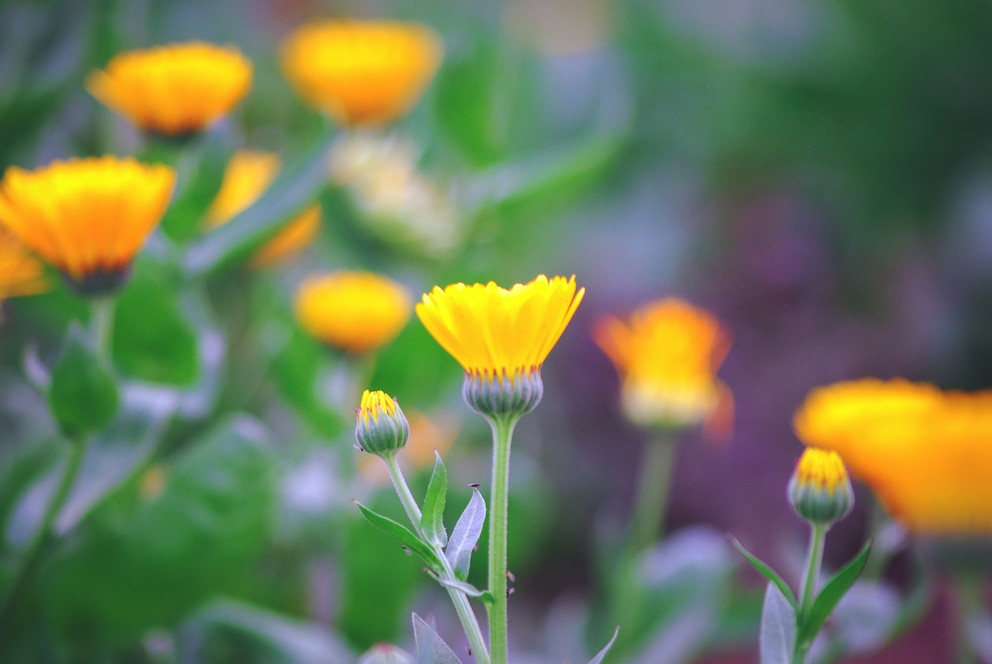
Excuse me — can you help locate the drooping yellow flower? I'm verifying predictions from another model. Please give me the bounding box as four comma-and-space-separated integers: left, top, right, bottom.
0, 228, 47, 300
794, 379, 992, 535
280, 21, 443, 126
295, 271, 412, 354
0, 157, 175, 294
788, 448, 854, 526
87, 42, 252, 136
206, 151, 321, 267
593, 298, 732, 433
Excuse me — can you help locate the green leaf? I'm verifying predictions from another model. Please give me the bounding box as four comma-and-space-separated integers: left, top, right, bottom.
760, 582, 796, 664
421, 451, 448, 548
355, 502, 441, 571
797, 541, 872, 649
436, 577, 485, 598
182, 133, 333, 280
48, 324, 119, 438
412, 613, 464, 664
588, 626, 621, 664
731, 536, 798, 609
157, 135, 234, 243
445, 488, 486, 581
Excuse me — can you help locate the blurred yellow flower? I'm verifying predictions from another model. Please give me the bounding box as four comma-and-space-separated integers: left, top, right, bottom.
794, 379, 992, 535
0, 157, 175, 293
295, 271, 412, 353
280, 21, 443, 126
416, 275, 585, 381
206, 151, 321, 267
0, 228, 47, 301
593, 299, 732, 433
87, 42, 252, 136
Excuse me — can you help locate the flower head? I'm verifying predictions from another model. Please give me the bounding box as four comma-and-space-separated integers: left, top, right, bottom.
0, 228, 47, 301
295, 271, 412, 354
281, 21, 443, 126
593, 298, 732, 432
0, 157, 175, 294
794, 379, 992, 536
356, 389, 410, 457
788, 448, 854, 526
416, 275, 584, 417
87, 42, 252, 137
206, 151, 321, 267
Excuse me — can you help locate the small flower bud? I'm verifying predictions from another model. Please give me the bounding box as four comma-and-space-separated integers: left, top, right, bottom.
356, 389, 410, 457
788, 448, 854, 526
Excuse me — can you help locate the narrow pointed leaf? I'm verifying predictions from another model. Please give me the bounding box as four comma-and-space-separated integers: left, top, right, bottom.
436, 577, 485, 597
421, 451, 448, 548
445, 488, 485, 581
355, 502, 441, 571
412, 613, 464, 664
588, 626, 620, 664
731, 536, 798, 609
760, 582, 796, 664
797, 541, 872, 649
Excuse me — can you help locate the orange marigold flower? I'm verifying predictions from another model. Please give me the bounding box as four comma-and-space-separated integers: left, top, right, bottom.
794, 379, 992, 535
206, 151, 321, 267
295, 271, 412, 354
87, 42, 252, 136
0, 227, 47, 300
594, 298, 732, 433
280, 20, 443, 126
0, 157, 175, 294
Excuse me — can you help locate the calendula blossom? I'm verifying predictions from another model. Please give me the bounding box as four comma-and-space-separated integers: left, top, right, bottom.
0, 157, 175, 294
593, 298, 732, 433
87, 42, 252, 136
294, 271, 412, 354
788, 447, 854, 526
416, 274, 584, 417
206, 151, 321, 267
355, 389, 410, 458
794, 379, 992, 535
0, 228, 47, 301
280, 20, 443, 126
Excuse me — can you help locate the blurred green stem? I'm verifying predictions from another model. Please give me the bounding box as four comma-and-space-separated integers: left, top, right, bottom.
632, 432, 676, 551
90, 296, 115, 362
0, 436, 89, 633
952, 574, 982, 664
487, 415, 517, 664
382, 454, 491, 664
795, 523, 827, 663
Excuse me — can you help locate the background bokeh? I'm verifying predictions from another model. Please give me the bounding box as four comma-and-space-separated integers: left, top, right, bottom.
3, 0, 992, 661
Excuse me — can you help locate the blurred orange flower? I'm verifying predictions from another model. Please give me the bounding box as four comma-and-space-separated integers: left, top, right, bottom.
594, 298, 732, 434
280, 20, 443, 126
0, 157, 175, 294
294, 271, 412, 354
0, 228, 47, 301
794, 379, 992, 535
87, 42, 252, 136
206, 151, 321, 267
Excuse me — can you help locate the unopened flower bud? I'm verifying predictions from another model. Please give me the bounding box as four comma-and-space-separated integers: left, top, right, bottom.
356, 389, 410, 457
788, 448, 854, 526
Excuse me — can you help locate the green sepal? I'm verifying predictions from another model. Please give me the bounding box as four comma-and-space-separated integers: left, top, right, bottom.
355, 502, 441, 572
48, 324, 120, 439
760, 582, 797, 664
797, 540, 872, 649
420, 452, 448, 548
588, 626, 621, 664
730, 536, 798, 609
445, 487, 486, 581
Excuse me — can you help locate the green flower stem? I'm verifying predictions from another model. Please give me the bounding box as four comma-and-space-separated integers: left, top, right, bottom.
90, 296, 116, 362
382, 454, 491, 664
631, 431, 677, 551
952, 574, 982, 664
0, 435, 89, 632
486, 415, 517, 664
795, 522, 827, 663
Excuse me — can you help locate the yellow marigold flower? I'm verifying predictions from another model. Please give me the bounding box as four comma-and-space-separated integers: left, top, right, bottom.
87, 42, 252, 136
593, 298, 732, 433
0, 228, 47, 300
0, 157, 175, 294
295, 271, 412, 354
280, 21, 443, 126
794, 379, 992, 535
788, 448, 854, 526
206, 151, 321, 267
356, 389, 410, 457
416, 275, 584, 417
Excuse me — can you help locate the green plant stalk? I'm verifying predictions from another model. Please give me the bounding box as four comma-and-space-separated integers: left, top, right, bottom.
631, 431, 676, 551
90, 296, 116, 362
795, 522, 827, 663
0, 436, 89, 632
486, 415, 517, 664
952, 573, 982, 664
382, 454, 491, 664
